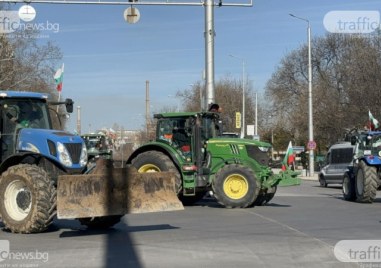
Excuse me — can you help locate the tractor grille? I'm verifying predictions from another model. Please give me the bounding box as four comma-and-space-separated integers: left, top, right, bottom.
246, 145, 269, 166
64, 143, 82, 164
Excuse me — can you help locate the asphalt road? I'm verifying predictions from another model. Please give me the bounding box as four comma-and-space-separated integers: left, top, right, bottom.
1, 180, 380, 268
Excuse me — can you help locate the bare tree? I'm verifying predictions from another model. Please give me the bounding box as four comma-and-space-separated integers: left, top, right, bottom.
177, 75, 261, 135
0, 28, 64, 128
265, 33, 381, 151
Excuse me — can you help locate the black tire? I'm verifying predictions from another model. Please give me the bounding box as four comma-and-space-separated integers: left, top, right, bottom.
212, 164, 258, 208
0, 164, 56, 233
342, 173, 356, 201
79, 215, 122, 229
252, 192, 266, 206
252, 186, 277, 206
264, 186, 277, 204
179, 192, 206, 206
131, 151, 181, 193
319, 175, 327, 187
355, 161, 378, 203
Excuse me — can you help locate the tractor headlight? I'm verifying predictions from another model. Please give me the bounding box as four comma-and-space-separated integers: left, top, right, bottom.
79, 143, 88, 167
57, 142, 72, 167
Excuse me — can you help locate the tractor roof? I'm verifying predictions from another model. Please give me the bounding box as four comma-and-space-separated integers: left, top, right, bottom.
154, 112, 217, 119
0, 90, 49, 100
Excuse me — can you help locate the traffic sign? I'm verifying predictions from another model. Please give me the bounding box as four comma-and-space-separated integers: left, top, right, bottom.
124, 7, 140, 24
235, 112, 241, 129
307, 140, 316, 150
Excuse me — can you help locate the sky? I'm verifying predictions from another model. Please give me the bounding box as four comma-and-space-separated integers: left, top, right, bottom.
4, 0, 381, 133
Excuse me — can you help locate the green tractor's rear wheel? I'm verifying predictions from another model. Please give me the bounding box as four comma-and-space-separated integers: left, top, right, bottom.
355, 161, 378, 203
212, 164, 258, 208
131, 151, 205, 205
0, 164, 56, 233
131, 151, 182, 192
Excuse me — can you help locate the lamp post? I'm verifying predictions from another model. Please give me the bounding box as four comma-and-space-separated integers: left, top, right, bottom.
229, 54, 245, 138
290, 13, 314, 176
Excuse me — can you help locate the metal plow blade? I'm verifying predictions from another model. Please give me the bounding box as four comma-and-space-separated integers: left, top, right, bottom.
57, 164, 184, 219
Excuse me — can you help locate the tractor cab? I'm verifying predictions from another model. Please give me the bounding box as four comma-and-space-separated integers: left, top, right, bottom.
0, 91, 86, 172
353, 131, 381, 159
0, 95, 52, 161
155, 112, 220, 161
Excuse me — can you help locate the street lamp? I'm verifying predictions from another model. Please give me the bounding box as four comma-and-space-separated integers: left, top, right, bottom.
290, 13, 314, 176
229, 54, 245, 138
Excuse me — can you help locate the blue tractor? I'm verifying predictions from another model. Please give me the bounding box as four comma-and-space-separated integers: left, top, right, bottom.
342, 130, 381, 202
0, 91, 182, 234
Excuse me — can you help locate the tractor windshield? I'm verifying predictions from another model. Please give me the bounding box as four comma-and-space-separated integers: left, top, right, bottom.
357, 133, 381, 156
157, 118, 191, 148
2, 98, 51, 130
369, 134, 381, 155
201, 116, 218, 140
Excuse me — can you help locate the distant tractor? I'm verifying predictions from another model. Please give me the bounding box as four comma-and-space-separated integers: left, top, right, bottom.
342, 130, 381, 202
128, 112, 300, 208
81, 133, 112, 162
0, 91, 182, 234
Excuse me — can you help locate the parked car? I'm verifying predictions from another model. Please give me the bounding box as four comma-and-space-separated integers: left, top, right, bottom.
319, 142, 355, 187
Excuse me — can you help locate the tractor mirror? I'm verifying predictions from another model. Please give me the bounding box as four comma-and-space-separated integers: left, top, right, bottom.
65, 98, 74, 113
217, 120, 223, 136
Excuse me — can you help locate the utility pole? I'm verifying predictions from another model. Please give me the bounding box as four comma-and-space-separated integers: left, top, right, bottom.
204, 0, 215, 107
76, 106, 81, 135
145, 80, 150, 138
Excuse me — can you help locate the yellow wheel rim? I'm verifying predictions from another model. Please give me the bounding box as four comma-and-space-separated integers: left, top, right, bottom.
223, 174, 249, 200
138, 164, 161, 173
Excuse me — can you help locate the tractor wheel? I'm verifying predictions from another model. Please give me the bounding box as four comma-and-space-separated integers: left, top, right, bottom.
252, 186, 277, 206
355, 161, 378, 203
79, 215, 122, 229
131, 151, 181, 193
212, 164, 258, 208
342, 173, 356, 201
178, 192, 206, 206
0, 164, 56, 233
264, 186, 277, 204
319, 175, 328, 187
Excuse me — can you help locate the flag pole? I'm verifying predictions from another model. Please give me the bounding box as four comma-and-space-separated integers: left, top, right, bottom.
54, 63, 64, 113
56, 91, 61, 112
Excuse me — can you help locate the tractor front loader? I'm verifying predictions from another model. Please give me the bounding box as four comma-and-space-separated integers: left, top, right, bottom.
0, 91, 182, 234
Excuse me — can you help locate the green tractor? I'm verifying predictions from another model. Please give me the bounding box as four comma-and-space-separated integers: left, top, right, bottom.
81, 133, 113, 162
127, 112, 299, 208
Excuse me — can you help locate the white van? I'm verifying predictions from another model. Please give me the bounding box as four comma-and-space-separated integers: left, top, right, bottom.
319, 142, 355, 187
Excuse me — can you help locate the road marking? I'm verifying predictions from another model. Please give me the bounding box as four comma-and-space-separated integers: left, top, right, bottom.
246, 210, 334, 250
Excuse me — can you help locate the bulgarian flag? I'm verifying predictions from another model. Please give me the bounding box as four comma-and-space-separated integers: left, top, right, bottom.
369, 111, 379, 131
281, 141, 295, 171
54, 63, 64, 92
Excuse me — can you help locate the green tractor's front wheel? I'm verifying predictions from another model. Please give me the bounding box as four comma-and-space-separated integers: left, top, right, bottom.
212, 164, 258, 208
